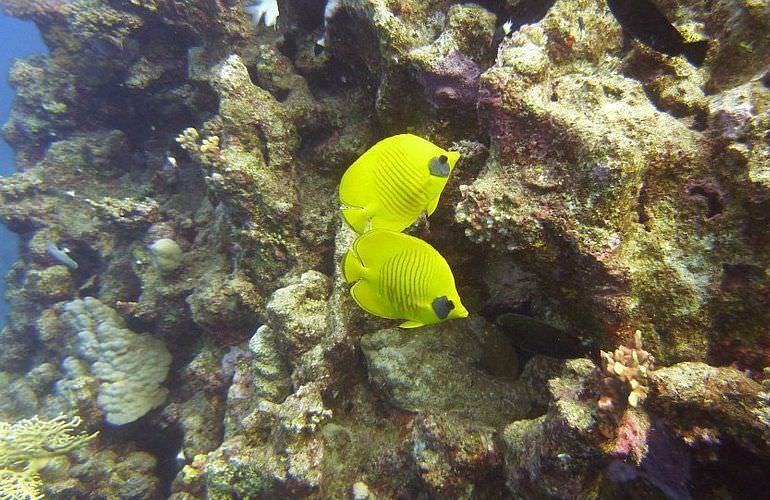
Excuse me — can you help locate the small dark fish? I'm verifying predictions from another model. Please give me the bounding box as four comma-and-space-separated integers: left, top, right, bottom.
607, 0, 709, 67
495, 313, 589, 359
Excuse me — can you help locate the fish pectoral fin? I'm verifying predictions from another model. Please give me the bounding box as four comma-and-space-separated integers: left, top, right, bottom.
399, 320, 426, 329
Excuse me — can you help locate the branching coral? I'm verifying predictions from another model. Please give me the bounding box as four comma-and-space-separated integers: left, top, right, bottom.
600, 330, 653, 409
176, 127, 225, 168
598, 330, 654, 438
0, 415, 97, 500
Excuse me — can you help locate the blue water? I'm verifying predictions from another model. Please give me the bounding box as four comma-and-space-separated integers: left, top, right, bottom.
0, 15, 47, 327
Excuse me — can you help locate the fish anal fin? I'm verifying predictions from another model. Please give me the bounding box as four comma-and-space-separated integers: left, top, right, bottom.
399, 320, 426, 329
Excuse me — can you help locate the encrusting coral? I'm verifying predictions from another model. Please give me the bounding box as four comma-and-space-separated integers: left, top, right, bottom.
60, 298, 172, 425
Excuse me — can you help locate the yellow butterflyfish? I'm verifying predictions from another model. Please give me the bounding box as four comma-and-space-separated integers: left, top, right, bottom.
343, 229, 468, 328
339, 134, 461, 234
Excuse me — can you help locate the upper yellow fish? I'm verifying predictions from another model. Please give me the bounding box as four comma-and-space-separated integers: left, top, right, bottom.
339, 134, 461, 234
343, 229, 468, 328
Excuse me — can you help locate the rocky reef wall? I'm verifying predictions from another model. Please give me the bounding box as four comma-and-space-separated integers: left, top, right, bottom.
0, 0, 768, 498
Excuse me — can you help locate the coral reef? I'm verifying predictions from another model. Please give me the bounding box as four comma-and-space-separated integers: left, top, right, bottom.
502, 359, 602, 498
0, 0, 768, 497
149, 238, 184, 273
360, 319, 523, 423
598, 330, 653, 437
0, 415, 96, 500
60, 297, 172, 425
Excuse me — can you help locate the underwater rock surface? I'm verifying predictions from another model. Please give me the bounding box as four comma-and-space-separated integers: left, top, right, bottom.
0, 0, 768, 498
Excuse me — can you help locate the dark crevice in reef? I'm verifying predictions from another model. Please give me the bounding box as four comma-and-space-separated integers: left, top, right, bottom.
101, 418, 185, 499
691, 109, 709, 131
762, 69, 770, 88
246, 59, 293, 102
691, 436, 770, 498
66, 241, 103, 290
687, 183, 724, 219
277, 32, 300, 63
636, 184, 651, 230
283, 0, 327, 31
472, 0, 557, 31
111, 82, 215, 147
720, 263, 763, 292
323, 8, 384, 93
297, 123, 335, 163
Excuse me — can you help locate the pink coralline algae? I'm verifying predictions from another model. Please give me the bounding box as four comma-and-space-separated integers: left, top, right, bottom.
610, 409, 651, 464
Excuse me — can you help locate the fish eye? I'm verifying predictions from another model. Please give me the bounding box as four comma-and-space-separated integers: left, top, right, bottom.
429, 156, 450, 177
432, 296, 453, 319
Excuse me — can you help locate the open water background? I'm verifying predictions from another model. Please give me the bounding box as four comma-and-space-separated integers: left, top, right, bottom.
0, 15, 47, 327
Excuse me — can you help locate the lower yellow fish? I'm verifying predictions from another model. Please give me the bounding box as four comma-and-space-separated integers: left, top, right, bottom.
343, 229, 468, 328
339, 134, 460, 234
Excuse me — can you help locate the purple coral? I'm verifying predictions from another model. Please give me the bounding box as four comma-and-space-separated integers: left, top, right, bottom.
416, 52, 481, 110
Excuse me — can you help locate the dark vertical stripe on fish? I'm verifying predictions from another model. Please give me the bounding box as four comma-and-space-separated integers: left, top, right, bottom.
383, 148, 425, 200
391, 147, 431, 203
398, 251, 412, 312
374, 165, 409, 217
378, 149, 418, 216
404, 252, 417, 309
416, 250, 429, 303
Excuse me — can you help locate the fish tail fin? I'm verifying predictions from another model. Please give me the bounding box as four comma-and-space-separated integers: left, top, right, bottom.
342, 248, 364, 284
341, 206, 370, 234
683, 39, 709, 67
